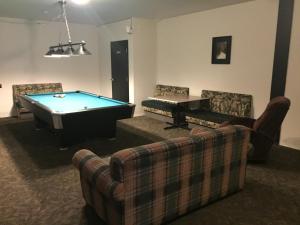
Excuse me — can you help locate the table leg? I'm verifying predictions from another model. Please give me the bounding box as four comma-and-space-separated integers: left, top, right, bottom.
164, 106, 190, 130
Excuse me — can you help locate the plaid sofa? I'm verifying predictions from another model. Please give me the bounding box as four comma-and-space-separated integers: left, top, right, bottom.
186, 90, 253, 128
12, 83, 63, 118
73, 125, 250, 225
142, 84, 189, 117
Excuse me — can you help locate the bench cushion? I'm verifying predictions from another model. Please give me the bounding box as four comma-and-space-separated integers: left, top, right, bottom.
142, 100, 175, 117
201, 90, 252, 117
12, 83, 63, 111
143, 84, 189, 117
154, 84, 189, 97
186, 110, 236, 128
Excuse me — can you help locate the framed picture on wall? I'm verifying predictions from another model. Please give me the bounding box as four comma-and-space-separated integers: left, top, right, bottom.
211, 36, 232, 64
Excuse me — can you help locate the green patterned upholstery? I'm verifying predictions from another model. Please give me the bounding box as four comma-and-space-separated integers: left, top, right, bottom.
186, 111, 235, 128
154, 84, 189, 97
201, 90, 252, 117
12, 83, 63, 117
186, 90, 252, 128
142, 106, 173, 117
142, 84, 189, 117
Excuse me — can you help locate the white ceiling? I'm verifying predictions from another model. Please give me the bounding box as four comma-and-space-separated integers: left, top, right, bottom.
0, 0, 253, 25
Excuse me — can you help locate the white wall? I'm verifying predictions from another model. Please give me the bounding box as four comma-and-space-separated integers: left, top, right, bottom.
132, 18, 157, 115
0, 1, 299, 150
0, 17, 100, 117
156, 0, 279, 118
281, 0, 300, 149
0, 16, 156, 118
98, 19, 134, 102
98, 18, 156, 115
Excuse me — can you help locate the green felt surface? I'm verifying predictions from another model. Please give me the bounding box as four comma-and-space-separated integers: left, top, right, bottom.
26, 92, 126, 113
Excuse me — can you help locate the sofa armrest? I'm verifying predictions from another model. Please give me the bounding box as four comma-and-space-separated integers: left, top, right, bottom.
190, 127, 211, 136
220, 117, 256, 128
73, 150, 124, 201
248, 131, 274, 161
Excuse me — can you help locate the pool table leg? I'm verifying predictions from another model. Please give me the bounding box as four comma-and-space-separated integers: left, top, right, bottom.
55, 123, 118, 150
56, 130, 70, 150
105, 125, 116, 139
34, 115, 46, 131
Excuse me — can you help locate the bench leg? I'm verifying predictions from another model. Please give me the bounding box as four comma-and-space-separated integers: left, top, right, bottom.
16, 109, 21, 119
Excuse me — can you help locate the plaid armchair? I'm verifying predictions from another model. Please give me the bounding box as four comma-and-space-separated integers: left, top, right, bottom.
220, 96, 290, 162
12, 83, 63, 118
73, 125, 250, 225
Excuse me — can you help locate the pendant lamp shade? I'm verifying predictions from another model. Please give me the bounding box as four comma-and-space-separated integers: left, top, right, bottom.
54, 45, 70, 58
44, 48, 56, 57
74, 41, 92, 55
63, 43, 76, 56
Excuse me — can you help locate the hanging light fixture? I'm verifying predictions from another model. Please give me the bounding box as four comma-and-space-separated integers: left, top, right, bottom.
44, 48, 55, 57
44, 0, 92, 58
72, 0, 90, 5
63, 41, 76, 56
74, 41, 92, 55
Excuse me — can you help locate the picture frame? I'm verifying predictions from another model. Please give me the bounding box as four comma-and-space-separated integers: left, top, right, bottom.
211, 36, 232, 64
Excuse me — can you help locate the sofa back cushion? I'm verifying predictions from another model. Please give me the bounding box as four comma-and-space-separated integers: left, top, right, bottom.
12, 83, 63, 107
201, 90, 252, 117
154, 84, 189, 97
110, 125, 250, 225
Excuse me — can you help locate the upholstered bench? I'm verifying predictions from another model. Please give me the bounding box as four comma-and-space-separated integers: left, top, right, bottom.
142, 84, 189, 117
12, 83, 63, 118
186, 90, 253, 128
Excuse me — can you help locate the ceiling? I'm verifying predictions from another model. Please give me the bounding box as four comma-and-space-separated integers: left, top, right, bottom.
0, 0, 254, 25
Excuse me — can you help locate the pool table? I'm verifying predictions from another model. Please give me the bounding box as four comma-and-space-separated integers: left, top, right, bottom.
20, 91, 135, 149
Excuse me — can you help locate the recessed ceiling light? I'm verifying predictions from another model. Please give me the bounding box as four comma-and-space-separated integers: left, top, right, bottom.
72, 0, 90, 5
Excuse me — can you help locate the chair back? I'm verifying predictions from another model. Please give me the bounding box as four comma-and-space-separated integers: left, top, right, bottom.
253, 96, 290, 139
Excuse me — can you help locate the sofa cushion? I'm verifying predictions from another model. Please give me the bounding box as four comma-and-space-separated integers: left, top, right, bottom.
142, 106, 173, 117
141, 99, 176, 116
201, 90, 252, 117
186, 110, 236, 128
141, 99, 175, 111
142, 99, 176, 117
12, 83, 63, 109
154, 84, 189, 97
142, 85, 190, 117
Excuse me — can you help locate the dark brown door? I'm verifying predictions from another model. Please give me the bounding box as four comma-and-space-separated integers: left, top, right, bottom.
111, 40, 129, 102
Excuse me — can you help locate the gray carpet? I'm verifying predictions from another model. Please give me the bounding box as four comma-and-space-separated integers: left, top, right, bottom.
0, 118, 299, 225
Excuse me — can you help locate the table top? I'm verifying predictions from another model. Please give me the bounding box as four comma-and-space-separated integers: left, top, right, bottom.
24, 91, 127, 114
148, 95, 208, 104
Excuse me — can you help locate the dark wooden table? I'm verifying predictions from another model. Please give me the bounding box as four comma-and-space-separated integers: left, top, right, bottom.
148, 95, 209, 129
